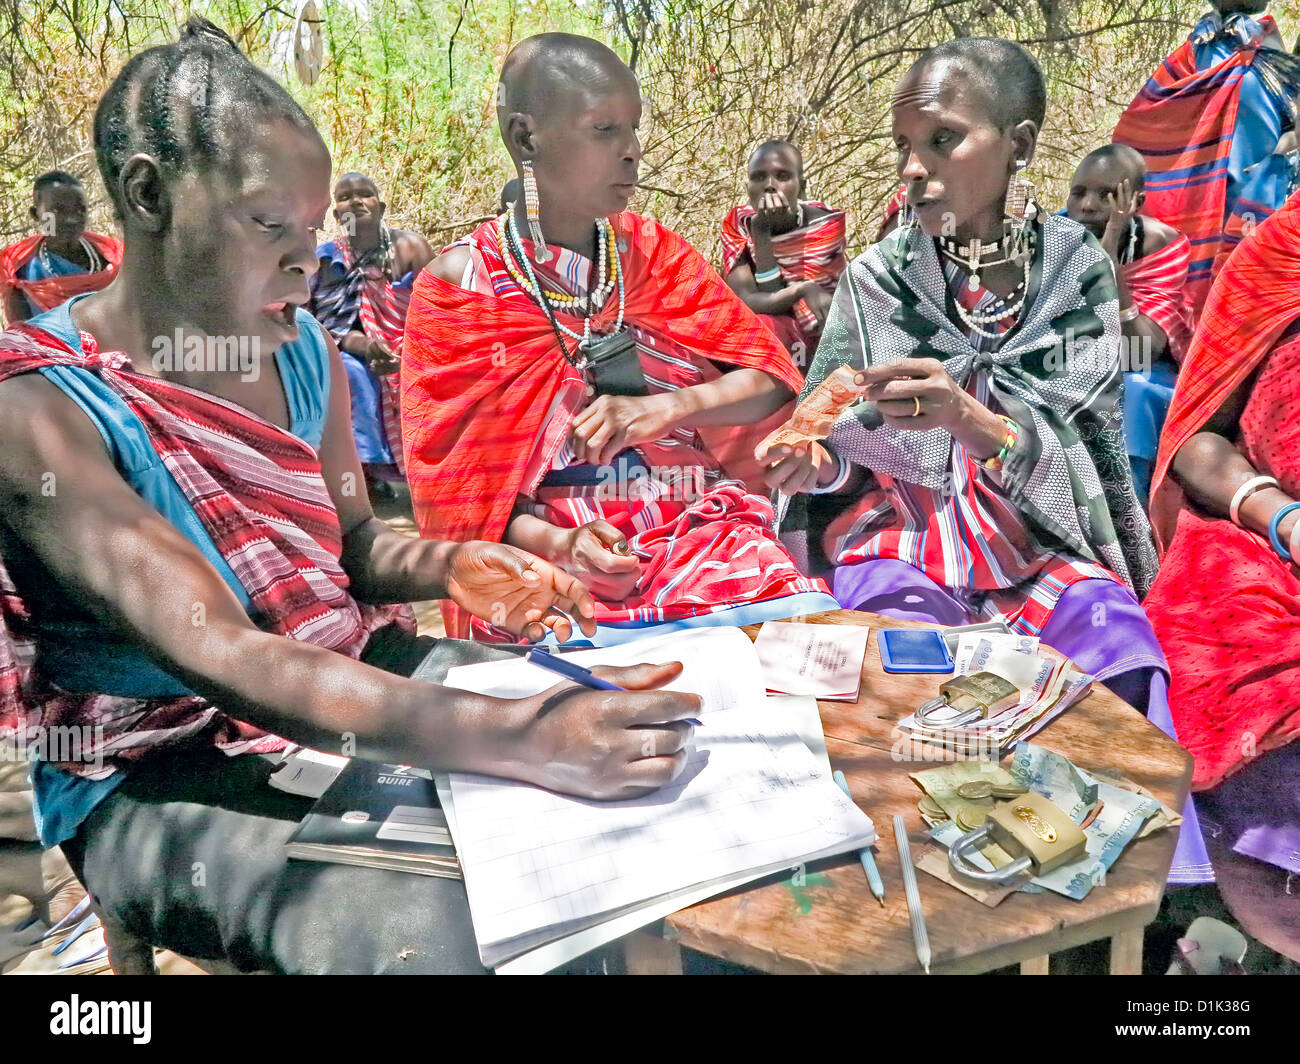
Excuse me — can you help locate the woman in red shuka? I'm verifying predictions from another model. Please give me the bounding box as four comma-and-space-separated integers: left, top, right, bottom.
401, 33, 836, 642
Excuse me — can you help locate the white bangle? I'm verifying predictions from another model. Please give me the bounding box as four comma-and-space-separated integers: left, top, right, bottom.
1118, 304, 1140, 324
1229, 475, 1279, 527
810, 451, 851, 495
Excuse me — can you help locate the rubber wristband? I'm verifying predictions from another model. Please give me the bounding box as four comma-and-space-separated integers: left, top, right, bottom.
754, 267, 782, 285
1267, 502, 1300, 560
1229, 475, 1279, 527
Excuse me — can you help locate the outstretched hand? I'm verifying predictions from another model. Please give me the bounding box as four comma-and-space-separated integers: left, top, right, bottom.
444, 541, 597, 641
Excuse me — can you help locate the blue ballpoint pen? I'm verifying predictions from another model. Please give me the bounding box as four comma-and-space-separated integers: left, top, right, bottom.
832, 769, 886, 907
526, 646, 703, 727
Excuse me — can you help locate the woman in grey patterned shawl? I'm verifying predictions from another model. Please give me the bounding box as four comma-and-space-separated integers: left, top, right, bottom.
757, 39, 1172, 722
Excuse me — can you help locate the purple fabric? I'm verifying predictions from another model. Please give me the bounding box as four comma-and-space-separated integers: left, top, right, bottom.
1200, 743, 1300, 876
832, 557, 1214, 884
1195, 742, 1300, 960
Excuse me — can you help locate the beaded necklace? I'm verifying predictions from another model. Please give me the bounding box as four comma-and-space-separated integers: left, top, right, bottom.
498, 212, 626, 351
946, 228, 1037, 340
39, 236, 102, 275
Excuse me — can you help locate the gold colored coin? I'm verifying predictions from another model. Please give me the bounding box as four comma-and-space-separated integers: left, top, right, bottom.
918, 796, 948, 820
956, 805, 988, 831
957, 781, 994, 800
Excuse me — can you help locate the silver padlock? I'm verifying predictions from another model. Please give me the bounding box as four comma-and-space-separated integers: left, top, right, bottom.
915, 670, 1020, 729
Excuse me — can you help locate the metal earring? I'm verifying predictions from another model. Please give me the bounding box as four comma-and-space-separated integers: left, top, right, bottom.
522, 159, 551, 264
1005, 160, 1038, 229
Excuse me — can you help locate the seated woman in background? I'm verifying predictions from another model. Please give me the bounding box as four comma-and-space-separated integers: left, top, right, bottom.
1143, 188, 1300, 961
1064, 144, 1193, 506
402, 34, 836, 643
759, 38, 1166, 712
720, 139, 848, 371
307, 171, 433, 502
0, 20, 701, 974
0, 171, 121, 325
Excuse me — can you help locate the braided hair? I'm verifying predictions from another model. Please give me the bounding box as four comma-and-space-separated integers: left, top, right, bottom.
93, 16, 319, 220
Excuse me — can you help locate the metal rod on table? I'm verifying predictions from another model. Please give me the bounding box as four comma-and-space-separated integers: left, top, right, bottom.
893, 814, 932, 974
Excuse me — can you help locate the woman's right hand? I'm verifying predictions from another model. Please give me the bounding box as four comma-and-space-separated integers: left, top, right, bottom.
760, 440, 835, 495
364, 337, 400, 376
508, 662, 700, 799
557, 520, 641, 602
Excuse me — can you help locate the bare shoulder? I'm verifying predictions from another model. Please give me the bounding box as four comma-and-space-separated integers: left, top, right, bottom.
392, 228, 435, 273
0, 372, 108, 460
1141, 215, 1182, 256
425, 245, 473, 287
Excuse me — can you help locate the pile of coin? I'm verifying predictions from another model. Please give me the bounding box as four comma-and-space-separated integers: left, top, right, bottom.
916, 779, 1029, 832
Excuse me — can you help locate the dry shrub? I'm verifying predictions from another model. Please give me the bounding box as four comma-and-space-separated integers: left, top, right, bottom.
0, 0, 1257, 265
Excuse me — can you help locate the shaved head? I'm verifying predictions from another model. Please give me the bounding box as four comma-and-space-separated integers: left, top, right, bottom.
497, 33, 637, 159
334, 170, 376, 193
1080, 144, 1146, 191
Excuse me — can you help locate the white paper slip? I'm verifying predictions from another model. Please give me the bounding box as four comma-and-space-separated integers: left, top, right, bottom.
442, 627, 876, 968
752, 621, 870, 700
267, 747, 350, 799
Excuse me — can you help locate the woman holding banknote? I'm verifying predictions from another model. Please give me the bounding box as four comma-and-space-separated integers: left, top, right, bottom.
757, 38, 1169, 716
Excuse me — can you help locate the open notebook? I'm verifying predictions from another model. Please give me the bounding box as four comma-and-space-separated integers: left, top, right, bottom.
441, 627, 877, 968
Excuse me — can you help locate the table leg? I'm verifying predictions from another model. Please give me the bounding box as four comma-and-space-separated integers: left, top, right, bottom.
1020, 954, 1050, 975
623, 931, 683, 975
1110, 927, 1144, 975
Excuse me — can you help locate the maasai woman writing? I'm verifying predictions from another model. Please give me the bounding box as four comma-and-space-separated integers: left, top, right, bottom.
1064, 144, 1193, 505
1143, 189, 1300, 960
0, 171, 121, 324
401, 34, 836, 642
759, 39, 1166, 712
0, 20, 701, 974
1114, 0, 1300, 321
307, 171, 432, 501
720, 140, 848, 371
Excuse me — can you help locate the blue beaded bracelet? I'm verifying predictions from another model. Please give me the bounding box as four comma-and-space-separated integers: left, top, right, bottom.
1267, 502, 1300, 560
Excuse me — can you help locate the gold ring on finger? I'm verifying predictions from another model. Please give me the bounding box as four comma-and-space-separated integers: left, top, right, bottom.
912, 396, 923, 417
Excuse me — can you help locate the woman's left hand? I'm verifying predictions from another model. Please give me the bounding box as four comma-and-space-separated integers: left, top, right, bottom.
444, 541, 598, 642
856, 359, 977, 432
570, 393, 679, 467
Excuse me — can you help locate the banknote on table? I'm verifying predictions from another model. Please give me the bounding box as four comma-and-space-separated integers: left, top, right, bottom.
896, 633, 1093, 751
753, 364, 869, 457
1009, 743, 1162, 900
913, 744, 1163, 901
1080, 769, 1183, 839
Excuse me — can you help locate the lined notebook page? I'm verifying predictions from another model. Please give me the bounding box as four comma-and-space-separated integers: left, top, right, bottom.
443, 628, 876, 967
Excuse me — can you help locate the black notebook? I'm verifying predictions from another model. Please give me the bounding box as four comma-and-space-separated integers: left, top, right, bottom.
285, 759, 460, 879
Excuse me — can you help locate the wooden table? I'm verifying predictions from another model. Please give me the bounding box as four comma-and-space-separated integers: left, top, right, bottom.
620, 609, 1192, 975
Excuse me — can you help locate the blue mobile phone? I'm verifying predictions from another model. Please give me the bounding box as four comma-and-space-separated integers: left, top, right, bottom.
878, 628, 955, 674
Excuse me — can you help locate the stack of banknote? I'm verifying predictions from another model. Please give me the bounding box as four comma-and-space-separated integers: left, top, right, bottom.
909, 744, 1179, 904
896, 633, 1094, 755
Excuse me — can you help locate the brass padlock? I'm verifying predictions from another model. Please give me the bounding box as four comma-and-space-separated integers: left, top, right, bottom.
948, 791, 1089, 884
915, 671, 1020, 729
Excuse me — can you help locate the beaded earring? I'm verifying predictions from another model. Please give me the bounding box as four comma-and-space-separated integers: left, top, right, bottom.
522, 159, 551, 264
1005, 159, 1039, 263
